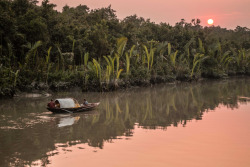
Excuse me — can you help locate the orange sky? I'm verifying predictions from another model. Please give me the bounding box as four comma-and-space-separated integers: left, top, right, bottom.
43, 0, 250, 29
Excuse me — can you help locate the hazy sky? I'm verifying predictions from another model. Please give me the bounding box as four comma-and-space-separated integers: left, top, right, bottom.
42, 0, 250, 29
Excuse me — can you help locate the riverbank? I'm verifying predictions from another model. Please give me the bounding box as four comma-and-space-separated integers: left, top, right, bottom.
2, 74, 249, 99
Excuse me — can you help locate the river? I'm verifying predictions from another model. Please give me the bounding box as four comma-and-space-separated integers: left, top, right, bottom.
0, 78, 250, 167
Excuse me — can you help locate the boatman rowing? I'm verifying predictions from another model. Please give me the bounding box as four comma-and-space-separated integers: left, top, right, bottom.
47, 99, 55, 108
83, 99, 88, 106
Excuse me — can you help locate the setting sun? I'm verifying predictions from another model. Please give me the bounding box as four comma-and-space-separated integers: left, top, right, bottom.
208, 19, 214, 25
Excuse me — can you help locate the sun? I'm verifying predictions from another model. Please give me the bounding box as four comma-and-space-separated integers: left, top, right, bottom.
207, 19, 214, 25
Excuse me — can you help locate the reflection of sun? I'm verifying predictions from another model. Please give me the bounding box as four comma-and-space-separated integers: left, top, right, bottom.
208, 19, 214, 25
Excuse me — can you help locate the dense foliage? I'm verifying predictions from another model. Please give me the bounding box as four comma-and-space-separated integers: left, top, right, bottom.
1, 0, 250, 96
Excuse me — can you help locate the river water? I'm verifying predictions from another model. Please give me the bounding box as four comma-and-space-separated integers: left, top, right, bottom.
0, 78, 250, 167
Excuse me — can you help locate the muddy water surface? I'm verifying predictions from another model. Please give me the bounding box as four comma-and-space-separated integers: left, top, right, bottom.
0, 78, 250, 167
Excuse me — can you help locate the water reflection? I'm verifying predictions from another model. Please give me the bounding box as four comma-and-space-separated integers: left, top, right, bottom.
58, 116, 79, 128
0, 78, 250, 166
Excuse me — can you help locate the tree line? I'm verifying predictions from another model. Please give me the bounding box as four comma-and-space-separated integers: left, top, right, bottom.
0, 0, 250, 97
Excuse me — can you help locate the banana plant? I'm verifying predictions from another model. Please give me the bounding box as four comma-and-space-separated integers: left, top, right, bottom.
168, 43, 171, 56
92, 58, 101, 79
190, 53, 208, 78
125, 53, 130, 76
126, 45, 136, 74
115, 54, 120, 74
67, 35, 76, 54
156, 41, 168, 62
56, 44, 64, 71
45, 47, 52, 66
116, 69, 123, 79
170, 50, 178, 68
45, 47, 52, 84
24, 41, 42, 69
220, 51, 231, 64
198, 38, 205, 54
219, 50, 234, 71
168, 42, 180, 70
143, 43, 155, 71
103, 55, 115, 77
103, 56, 112, 84
183, 38, 195, 63
105, 65, 111, 83
234, 49, 250, 72
116, 37, 128, 57
235, 49, 244, 67
129, 45, 136, 57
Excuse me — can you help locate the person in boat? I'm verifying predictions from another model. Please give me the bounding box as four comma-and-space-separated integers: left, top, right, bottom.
83, 99, 88, 105
47, 99, 55, 108
55, 100, 60, 108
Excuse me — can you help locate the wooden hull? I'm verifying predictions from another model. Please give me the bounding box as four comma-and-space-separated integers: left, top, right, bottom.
47, 102, 100, 113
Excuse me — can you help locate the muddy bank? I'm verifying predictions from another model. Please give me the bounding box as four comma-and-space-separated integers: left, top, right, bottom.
1, 75, 248, 99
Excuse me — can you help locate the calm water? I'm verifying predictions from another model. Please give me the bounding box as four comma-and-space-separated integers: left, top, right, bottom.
0, 78, 250, 167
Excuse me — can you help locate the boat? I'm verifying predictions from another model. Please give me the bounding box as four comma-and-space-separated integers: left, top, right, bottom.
47, 98, 100, 113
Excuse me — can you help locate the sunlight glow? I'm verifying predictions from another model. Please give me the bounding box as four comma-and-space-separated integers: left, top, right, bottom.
207, 19, 214, 25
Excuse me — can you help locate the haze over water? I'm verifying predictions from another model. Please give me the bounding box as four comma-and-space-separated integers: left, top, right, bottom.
0, 78, 250, 166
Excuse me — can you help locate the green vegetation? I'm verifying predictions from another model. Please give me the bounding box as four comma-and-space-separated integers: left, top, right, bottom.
0, 0, 250, 97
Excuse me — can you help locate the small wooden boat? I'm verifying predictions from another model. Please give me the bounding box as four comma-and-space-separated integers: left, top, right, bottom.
47, 98, 100, 113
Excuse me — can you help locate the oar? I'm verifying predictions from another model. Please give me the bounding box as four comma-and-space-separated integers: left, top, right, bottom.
60, 108, 73, 114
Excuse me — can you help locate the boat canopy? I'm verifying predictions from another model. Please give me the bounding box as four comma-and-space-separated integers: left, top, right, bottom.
55, 98, 80, 108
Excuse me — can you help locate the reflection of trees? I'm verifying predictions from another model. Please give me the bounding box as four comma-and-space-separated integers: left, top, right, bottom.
0, 78, 250, 166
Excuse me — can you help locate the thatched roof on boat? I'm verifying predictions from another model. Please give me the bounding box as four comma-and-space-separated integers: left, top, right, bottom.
55, 98, 80, 108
